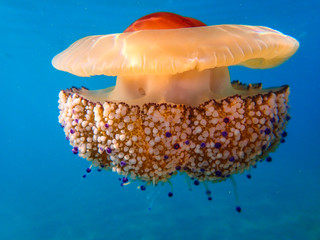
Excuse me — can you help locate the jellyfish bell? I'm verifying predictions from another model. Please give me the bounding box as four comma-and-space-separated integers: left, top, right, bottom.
53, 15, 298, 107
53, 13, 298, 189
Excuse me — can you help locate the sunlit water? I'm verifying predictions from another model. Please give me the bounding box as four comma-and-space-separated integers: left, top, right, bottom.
0, 1, 319, 239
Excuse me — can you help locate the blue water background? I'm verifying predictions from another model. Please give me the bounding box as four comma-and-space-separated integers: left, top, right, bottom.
1, 0, 319, 239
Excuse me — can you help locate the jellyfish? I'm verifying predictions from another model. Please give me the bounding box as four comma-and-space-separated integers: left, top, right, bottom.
53, 12, 299, 196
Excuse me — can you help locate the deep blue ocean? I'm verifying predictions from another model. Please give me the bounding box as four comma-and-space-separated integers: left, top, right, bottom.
1, 0, 319, 239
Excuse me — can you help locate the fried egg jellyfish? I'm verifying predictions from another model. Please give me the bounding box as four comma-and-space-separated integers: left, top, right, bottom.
52, 12, 299, 208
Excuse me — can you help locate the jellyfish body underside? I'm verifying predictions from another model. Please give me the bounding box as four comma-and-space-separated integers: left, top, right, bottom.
59, 82, 289, 184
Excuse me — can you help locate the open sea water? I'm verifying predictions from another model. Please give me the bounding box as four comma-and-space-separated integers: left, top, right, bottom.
0, 0, 319, 239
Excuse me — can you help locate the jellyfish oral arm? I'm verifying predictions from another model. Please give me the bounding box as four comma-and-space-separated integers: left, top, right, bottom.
76, 67, 246, 107
75, 66, 278, 107
74, 68, 223, 106
109, 68, 229, 106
